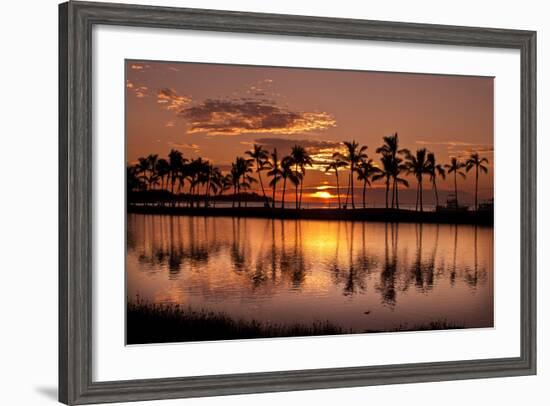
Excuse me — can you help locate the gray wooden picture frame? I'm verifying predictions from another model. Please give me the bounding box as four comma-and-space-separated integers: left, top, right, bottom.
59, 1, 537, 404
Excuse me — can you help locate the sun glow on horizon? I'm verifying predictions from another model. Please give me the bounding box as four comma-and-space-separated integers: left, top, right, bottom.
310, 191, 335, 199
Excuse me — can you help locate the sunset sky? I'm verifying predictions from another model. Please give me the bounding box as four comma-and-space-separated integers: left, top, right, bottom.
126, 60, 494, 206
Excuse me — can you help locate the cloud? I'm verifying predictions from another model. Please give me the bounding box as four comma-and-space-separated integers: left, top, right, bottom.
126, 80, 149, 98
167, 142, 201, 153
178, 99, 335, 136
130, 63, 151, 71
165, 121, 176, 128
134, 86, 148, 98
168, 67, 180, 72
157, 88, 192, 111
416, 140, 493, 158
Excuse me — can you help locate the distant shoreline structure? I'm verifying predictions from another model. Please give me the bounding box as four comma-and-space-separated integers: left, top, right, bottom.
128, 204, 493, 225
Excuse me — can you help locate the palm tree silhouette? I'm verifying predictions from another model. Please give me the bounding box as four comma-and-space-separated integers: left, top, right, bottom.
355, 158, 381, 208
233, 156, 256, 208
426, 152, 446, 207
403, 148, 430, 212
155, 158, 170, 190
342, 140, 367, 209
445, 157, 466, 209
372, 154, 393, 209
280, 156, 298, 209
376, 133, 406, 208
146, 154, 159, 190
245, 144, 270, 207
267, 149, 282, 208
465, 152, 489, 211
290, 145, 313, 209
168, 149, 186, 197
325, 153, 348, 209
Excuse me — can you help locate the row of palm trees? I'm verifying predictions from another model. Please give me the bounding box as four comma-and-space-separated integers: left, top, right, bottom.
127, 133, 489, 211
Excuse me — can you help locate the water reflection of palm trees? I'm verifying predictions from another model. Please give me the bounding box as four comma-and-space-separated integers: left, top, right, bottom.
464, 225, 487, 288
330, 222, 373, 297
128, 215, 490, 306
376, 222, 398, 306
409, 223, 437, 292
132, 215, 220, 278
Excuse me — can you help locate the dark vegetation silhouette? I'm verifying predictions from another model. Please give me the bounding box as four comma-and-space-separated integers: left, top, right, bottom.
127, 300, 464, 344
127, 136, 491, 219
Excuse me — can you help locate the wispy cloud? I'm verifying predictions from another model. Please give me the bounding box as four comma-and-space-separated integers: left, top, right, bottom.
416, 140, 493, 158
178, 99, 335, 136
130, 63, 151, 71
157, 88, 192, 111
126, 79, 149, 98
167, 141, 201, 153
254, 138, 345, 171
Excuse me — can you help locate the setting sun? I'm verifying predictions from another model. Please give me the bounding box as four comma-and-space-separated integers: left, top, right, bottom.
310, 191, 334, 199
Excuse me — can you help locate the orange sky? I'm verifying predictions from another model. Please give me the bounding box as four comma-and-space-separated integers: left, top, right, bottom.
126, 60, 493, 206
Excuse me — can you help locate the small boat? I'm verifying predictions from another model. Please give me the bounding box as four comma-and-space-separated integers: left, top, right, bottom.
436, 194, 469, 212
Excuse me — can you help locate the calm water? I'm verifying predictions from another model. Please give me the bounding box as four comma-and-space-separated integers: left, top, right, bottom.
127, 214, 493, 332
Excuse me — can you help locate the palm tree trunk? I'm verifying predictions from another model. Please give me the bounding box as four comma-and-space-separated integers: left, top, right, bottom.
271, 182, 276, 209
335, 170, 341, 209
385, 178, 389, 209
362, 180, 367, 209
257, 167, 269, 206
433, 180, 439, 207
391, 178, 396, 208
295, 163, 299, 210
415, 182, 419, 211
282, 177, 287, 209
454, 172, 459, 210
344, 173, 351, 208
299, 174, 305, 209
419, 179, 423, 212
475, 167, 479, 211
350, 165, 355, 209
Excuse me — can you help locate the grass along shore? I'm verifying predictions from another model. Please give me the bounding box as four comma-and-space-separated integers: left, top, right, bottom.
127, 301, 464, 344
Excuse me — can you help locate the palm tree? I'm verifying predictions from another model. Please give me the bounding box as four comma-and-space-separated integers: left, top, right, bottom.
230, 164, 240, 208
376, 133, 406, 208
403, 148, 430, 212
426, 152, 446, 208
465, 152, 489, 211
146, 154, 159, 189
245, 144, 270, 207
206, 166, 223, 207
325, 153, 348, 209
267, 149, 282, 208
445, 157, 466, 209
342, 140, 368, 209
127, 165, 145, 193
136, 157, 150, 190
280, 156, 298, 209
220, 173, 233, 202
372, 155, 393, 209
290, 145, 313, 209
168, 149, 185, 196
232, 157, 255, 208
356, 158, 381, 208
155, 158, 170, 190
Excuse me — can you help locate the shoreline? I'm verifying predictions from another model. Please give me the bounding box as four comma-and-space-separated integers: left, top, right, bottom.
128, 205, 493, 225
127, 301, 465, 344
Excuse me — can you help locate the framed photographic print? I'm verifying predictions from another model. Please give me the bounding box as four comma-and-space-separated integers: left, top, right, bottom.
59, 1, 536, 404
